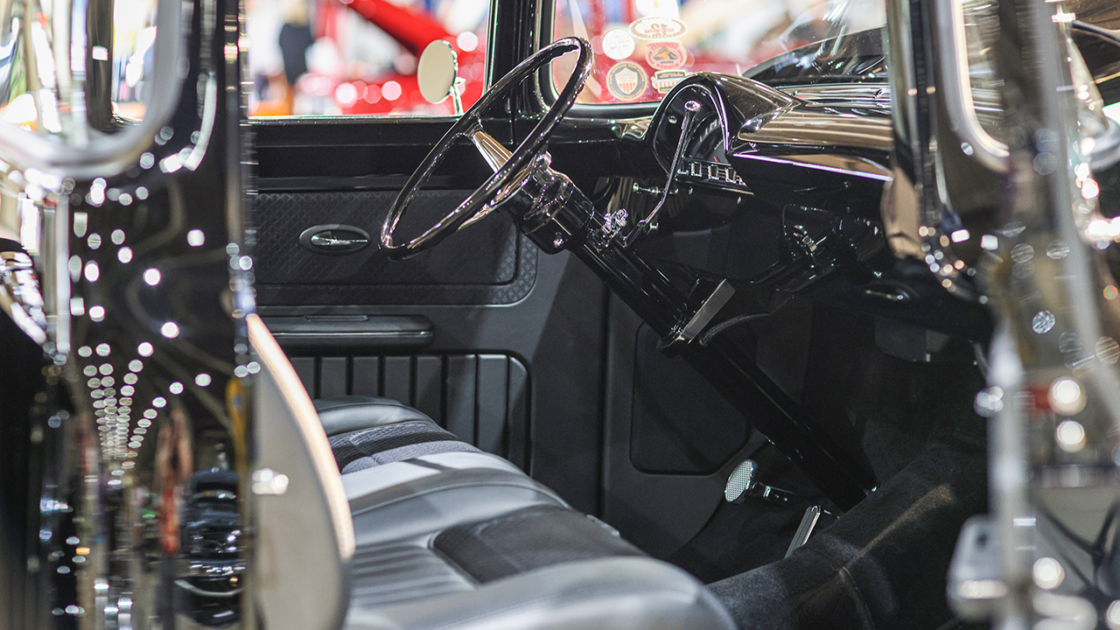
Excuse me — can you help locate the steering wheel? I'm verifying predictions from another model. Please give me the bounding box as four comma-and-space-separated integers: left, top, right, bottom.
380, 37, 593, 257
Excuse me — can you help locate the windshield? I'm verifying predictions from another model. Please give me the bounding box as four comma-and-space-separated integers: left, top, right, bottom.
551, 0, 886, 104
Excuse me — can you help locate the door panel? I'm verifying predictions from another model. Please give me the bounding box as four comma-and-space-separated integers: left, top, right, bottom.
249, 82, 609, 515
253, 178, 609, 513
254, 190, 537, 305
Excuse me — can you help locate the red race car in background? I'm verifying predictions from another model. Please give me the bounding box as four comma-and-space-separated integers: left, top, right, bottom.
251, 0, 485, 116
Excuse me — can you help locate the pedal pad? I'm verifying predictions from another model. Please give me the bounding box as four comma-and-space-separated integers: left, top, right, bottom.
724, 459, 795, 505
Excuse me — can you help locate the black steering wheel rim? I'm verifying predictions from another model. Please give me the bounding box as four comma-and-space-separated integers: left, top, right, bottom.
380, 37, 593, 256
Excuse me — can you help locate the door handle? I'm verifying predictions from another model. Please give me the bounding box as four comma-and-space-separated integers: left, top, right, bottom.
299, 225, 372, 254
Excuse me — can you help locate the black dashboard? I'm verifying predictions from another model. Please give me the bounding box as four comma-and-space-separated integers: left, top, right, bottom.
617, 71, 991, 342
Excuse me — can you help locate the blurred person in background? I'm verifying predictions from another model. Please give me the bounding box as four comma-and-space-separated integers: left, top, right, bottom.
279, 1, 316, 110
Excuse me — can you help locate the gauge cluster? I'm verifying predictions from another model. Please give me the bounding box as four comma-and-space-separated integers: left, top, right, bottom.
677, 158, 751, 193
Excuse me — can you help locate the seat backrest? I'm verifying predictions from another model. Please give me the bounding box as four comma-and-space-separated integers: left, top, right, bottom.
249, 314, 355, 630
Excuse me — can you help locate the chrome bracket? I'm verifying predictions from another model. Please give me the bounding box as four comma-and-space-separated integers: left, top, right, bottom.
785, 505, 823, 557
947, 516, 1006, 621
622, 100, 703, 247
588, 208, 629, 251
665, 278, 735, 346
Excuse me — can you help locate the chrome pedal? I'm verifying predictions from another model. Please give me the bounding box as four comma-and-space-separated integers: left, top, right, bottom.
724, 459, 796, 505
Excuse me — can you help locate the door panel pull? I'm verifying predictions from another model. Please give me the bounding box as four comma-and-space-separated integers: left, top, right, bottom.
299, 225, 372, 254
263, 315, 434, 351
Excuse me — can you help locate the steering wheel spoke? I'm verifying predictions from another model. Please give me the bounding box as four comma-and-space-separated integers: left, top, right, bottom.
470, 129, 513, 174
380, 37, 592, 258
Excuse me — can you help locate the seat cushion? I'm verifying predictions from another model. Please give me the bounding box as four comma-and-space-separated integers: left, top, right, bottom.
342, 453, 564, 547
344, 557, 737, 630
315, 395, 438, 437
432, 504, 645, 583
312, 396, 735, 630
339, 465, 734, 630
314, 396, 481, 474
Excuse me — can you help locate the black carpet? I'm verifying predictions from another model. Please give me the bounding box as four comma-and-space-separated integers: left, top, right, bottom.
708, 431, 988, 630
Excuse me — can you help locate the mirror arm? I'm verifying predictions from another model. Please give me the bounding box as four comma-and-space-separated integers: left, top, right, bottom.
451, 78, 465, 116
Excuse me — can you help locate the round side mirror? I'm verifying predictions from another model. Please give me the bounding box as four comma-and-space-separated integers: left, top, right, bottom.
417, 41, 460, 105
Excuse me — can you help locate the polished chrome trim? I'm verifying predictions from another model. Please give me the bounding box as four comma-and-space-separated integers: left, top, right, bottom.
738, 110, 893, 152
0, 0, 185, 180
271, 329, 432, 338
936, 0, 1010, 173
785, 505, 823, 557
310, 234, 370, 248
174, 580, 245, 598
779, 84, 892, 110
675, 279, 735, 343
734, 153, 892, 181
470, 129, 514, 172
247, 314, 355, 561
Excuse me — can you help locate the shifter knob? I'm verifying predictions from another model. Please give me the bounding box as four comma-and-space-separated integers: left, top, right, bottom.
724, 459, 795, 505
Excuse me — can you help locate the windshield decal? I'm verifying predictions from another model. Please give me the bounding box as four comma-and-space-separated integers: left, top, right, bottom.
603, 29, 636, 60
647, 42, 687, 70
652, 69, 687, 93
606, 62, 649, 100
629, 16, 688, 40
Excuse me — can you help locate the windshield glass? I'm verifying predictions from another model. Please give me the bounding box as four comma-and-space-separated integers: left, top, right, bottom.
551, 0, 885, 104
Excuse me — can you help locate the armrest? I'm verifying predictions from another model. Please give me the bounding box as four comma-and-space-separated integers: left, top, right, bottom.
263, 314, 433, 351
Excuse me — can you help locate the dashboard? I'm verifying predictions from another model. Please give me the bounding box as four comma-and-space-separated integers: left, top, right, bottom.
616, 71, 991, 342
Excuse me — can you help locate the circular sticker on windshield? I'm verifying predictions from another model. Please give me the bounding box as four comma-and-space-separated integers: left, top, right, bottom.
606, 62, 648, 101
602, 29, 636, 60
629, 16, 688, 40
646, 42, 687, 70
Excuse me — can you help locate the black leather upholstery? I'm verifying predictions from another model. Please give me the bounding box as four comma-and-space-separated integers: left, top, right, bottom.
342, 456, 564, 547
433, 504, 646, 583
315, 396, 435, 437
345, 557, 736, 630
328, 421, 481, 473
312, 396, 736, 630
